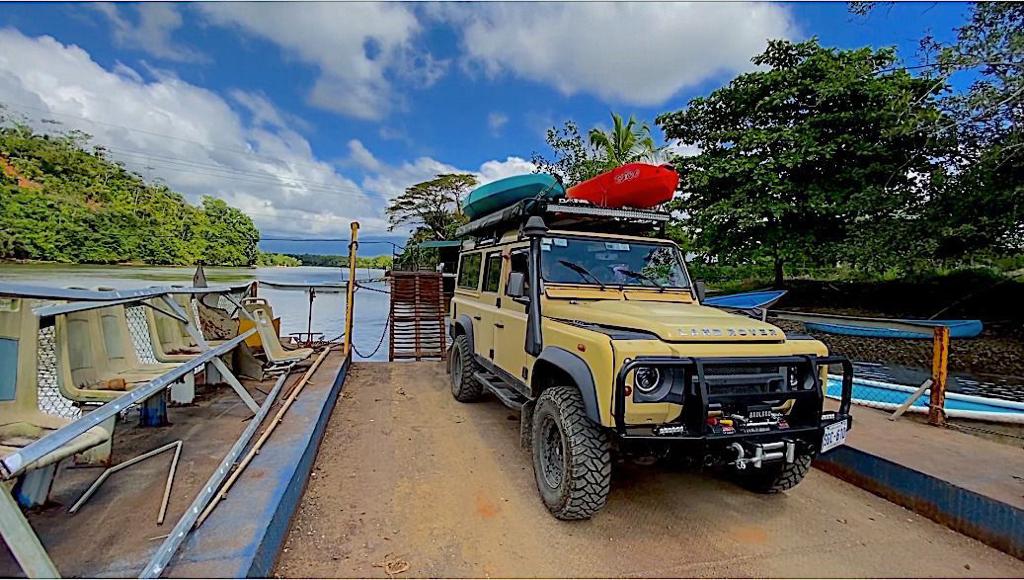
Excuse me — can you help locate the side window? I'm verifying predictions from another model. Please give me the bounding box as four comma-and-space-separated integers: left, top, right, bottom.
506, 248, 530, 297
482, 252, 502, 293
457, 253, 482, 290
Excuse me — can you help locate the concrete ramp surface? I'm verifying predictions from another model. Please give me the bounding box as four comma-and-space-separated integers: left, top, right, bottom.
277, 362, 1024, 578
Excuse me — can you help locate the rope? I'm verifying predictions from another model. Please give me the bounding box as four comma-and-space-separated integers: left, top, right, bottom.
355, 281, 390, 294
352, 317, 390, 359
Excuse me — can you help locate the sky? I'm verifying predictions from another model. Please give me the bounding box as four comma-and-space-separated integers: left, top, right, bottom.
0, 2, 972, 255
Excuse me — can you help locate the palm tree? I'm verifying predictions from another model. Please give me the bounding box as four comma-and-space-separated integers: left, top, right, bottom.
587, 112, 659, 170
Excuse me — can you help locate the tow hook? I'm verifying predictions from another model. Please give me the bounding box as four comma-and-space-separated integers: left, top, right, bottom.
731, 440, 797, 470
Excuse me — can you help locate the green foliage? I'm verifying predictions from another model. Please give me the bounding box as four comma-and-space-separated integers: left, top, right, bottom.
286, 253, 393, 269
657, 39, 951, 285
587, 112, 659, 169
530, 120, 604, 187
0, 120, 261, 266
531, 113, 660, 187
926, 3, 1024, 256
385, 173, 477, 239
256, 252, 302, 267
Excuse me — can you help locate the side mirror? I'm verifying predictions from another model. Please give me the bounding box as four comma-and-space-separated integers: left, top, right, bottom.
694, 280, 706, 302
507, 272, 527, 299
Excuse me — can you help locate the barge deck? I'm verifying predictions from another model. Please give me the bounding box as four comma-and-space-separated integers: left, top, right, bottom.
276, 361, 1024, 578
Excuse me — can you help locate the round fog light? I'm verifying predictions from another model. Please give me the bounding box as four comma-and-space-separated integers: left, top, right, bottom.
634, 367, 661, 394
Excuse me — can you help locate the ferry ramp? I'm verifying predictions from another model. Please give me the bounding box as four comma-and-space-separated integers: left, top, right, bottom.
277, 362, 1024, 578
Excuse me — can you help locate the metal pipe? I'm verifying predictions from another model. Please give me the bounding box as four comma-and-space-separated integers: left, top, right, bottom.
1, 330, 254, 480
158, 441, 183, 525
195, 348, 331, 527
0, 484, 60, 578
139, 362, 294, 579
69, 440, 183, 514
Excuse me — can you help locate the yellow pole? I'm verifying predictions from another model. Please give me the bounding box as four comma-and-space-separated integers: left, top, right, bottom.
929, 325, 949, 426
342, 222, 360, 358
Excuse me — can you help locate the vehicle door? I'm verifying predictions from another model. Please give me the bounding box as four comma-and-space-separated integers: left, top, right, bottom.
477, 250, 504, 363
493, 245, 530, 382
453, 251, 488, 359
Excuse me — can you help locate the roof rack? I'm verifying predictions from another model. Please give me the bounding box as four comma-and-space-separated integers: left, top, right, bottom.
455, 198, 669, 239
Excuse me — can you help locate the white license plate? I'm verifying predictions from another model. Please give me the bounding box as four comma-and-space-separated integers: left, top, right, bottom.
821, 421, 847, 453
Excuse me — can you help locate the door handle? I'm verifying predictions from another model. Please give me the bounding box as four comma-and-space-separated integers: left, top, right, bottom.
494, 322, 505, 328
473, 315, 481, 321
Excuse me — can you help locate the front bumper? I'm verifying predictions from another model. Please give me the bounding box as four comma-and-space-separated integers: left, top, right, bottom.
613, 355, 853, 448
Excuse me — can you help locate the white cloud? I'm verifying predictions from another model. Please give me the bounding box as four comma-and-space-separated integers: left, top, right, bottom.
441, 2, 794, 106
198, 3, 446, 120
349, 139, 535, 221
487, 111, 508, 136
0, 29, 387, 235
92, 3, 206, 63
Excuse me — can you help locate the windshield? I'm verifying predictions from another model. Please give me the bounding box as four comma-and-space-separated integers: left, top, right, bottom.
541, 236, 690, 289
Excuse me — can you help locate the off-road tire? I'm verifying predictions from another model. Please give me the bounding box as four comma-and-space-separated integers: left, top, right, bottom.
531, 386, 611, 519
449, 334, 483, 402
736, 451, 814, 494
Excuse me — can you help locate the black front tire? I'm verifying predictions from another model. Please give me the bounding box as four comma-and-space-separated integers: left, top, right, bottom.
449, 334, 483, 402
735, 452, 814, 494
531, 386, 611, 520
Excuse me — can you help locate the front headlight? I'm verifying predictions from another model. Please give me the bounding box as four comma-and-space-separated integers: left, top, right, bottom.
634, 367, 662, 394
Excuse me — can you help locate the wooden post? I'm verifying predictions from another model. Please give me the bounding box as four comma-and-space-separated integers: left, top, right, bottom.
342, 222, 360, 359
929, 325, 949, 426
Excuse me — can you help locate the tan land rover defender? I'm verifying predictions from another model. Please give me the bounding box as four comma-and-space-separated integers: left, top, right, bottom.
448, 200, 853, 520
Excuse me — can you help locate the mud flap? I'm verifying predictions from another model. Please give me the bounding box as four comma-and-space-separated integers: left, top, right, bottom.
520, 399, 536, 449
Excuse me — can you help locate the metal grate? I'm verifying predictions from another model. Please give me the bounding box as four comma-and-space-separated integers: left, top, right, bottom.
389, 272, 447, 361
127, 305, 158, 364
36, 326, 80, 419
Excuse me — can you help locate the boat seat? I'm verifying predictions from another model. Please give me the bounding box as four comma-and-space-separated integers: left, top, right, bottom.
0, 297, 111, 506
252, 307, 312, 363
144, 298, 195, 363
93, 288, 180, 380
241, 297, 276, 322
55, 302, 181, 404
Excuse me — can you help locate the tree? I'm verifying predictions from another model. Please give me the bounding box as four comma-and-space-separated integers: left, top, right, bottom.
927, 4, 1024, 256
531, 114, 660, 187
656, 39, 950, 286
385, 173, 477, 239
530, 121, 604, 187
588, 112, 659, 170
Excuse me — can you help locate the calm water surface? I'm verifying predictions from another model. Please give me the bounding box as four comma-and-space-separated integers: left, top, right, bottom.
0, 263, 391, 361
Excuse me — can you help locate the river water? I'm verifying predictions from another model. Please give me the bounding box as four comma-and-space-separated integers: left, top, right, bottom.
0, 263, 392, 361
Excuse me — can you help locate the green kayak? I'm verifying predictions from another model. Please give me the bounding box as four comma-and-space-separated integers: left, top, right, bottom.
462, 173, 564, 220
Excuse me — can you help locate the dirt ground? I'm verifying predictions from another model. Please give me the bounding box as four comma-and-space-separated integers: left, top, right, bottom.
276, 362, 1024, 578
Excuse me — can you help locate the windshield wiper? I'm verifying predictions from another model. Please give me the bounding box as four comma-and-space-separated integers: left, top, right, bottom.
618, 269, 666, 292
558, 259, 607, 290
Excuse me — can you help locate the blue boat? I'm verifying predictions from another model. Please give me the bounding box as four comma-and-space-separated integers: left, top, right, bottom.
805, 318, 983, 339
704, 290, 787, 310
826, 376, 1024, 423
463, 174, 565, 220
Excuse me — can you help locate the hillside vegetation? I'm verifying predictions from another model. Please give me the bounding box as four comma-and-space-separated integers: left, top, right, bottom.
0, 121, 264, 267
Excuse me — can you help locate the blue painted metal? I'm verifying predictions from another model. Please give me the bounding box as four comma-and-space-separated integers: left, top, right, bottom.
704, 290, 787, 310
816, 446, 1024, 559
463, 173, 564, 220
805, 318, 983, 339
168, 352, 352, 577
139, 393, 169, 427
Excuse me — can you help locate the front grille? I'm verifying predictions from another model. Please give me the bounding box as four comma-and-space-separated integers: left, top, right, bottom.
703, 365, 779, 376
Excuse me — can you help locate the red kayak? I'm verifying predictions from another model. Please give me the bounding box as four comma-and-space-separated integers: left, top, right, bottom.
566, 163, 678, 209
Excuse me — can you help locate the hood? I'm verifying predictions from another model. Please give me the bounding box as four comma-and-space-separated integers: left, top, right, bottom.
545, 299, 785, 342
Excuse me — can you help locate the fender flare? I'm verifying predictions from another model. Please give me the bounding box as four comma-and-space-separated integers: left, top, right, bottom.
450, 314, 476, 353
535, 347, 601, 423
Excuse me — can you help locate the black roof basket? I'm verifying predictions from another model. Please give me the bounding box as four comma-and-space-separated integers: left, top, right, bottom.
455, 198, 670, 239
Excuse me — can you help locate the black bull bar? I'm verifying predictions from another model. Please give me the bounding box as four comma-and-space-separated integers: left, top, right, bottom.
613, 355, 854, 441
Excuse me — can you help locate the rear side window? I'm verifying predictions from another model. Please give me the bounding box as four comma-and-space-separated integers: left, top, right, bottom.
457, 253, 482, 290
482, 252, 502, 293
